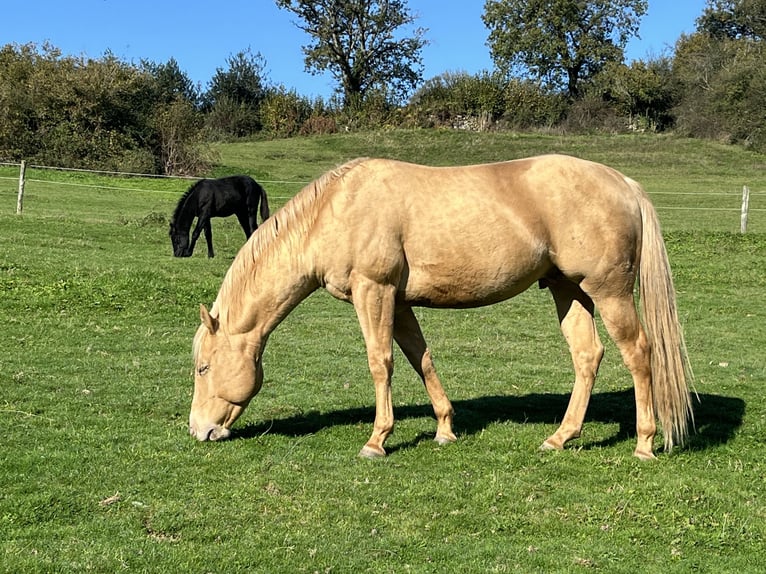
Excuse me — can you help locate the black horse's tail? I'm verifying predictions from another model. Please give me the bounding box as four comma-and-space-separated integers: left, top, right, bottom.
257, 182, 270, 222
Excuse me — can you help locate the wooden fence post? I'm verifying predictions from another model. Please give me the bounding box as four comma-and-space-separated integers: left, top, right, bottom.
16, 160, 26, 215
740, 185, 750, 234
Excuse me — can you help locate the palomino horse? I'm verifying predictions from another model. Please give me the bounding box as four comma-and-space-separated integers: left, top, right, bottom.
189, 155, 693, 460
169, 175, 270, 258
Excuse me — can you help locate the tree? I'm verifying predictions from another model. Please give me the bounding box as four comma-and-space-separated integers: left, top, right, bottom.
203, 49, 268, 109
697, 0, 766, 39
275, 0, 427, 107
589, 57, 678, 131
483, 0, 647, 99
672, 18, 766, 152
153, 97, 211, 175
142, 57, 199, 106
202, 48, 269, 137
0, 42, 210, 173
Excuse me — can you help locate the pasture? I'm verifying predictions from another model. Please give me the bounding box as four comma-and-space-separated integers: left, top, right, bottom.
1, 131, 765, 573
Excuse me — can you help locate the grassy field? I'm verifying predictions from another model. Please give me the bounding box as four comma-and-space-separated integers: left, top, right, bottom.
1, 131, 765, 573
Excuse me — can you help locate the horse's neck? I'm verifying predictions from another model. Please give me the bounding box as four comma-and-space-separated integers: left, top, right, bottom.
220, 247, 318, 341
176, 190, 199, 229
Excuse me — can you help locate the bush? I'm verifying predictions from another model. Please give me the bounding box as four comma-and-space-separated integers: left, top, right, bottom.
409, 72, 567, 132
500, 80, 568, 129
299, 115, 338, 136
260, 87, 314, 138
586, 58, 679, 132
203, 96, 261, 140
409, 71, 506, 129
673, 33, 766, 152
561, 94, 624, 133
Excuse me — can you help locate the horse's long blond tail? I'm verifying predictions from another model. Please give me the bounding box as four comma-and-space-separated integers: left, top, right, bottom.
633, 180, 694, 451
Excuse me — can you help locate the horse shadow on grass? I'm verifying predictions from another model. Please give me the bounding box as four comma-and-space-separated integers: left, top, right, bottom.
235, 390, 744, 455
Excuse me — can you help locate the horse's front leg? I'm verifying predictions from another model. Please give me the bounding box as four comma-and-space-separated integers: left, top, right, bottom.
202, 221, 214, 258
393, 306, 456, 445
351, 277, 397, 458
188, 217, 209, 257
188, 219, 214, 258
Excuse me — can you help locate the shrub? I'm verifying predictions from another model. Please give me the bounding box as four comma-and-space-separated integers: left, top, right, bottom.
260, 87, 314, 138
409, 71, 506, 129
673, 32, 766, 152
500, 80, 568, 129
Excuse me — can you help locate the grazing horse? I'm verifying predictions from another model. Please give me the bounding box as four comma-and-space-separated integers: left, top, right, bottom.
189, 155, 694, 460
169, 175, 270, 258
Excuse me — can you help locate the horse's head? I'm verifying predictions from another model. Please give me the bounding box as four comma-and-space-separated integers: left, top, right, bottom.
169, 223, 191, 257
189, 304, 263, 441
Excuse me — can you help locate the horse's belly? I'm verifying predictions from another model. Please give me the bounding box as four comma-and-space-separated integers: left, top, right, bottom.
400, 259, 548, 308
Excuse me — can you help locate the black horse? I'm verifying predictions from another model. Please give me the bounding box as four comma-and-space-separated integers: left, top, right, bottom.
169, 175, 270, 258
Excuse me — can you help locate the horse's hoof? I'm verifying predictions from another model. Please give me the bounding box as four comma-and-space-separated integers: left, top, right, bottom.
633, 448, 656, 461
434, 433, 457, 446
540, 439, 562, 452
359, 445, 386, 459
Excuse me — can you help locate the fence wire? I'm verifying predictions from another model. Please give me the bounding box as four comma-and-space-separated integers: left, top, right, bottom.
1, 162, 764, 224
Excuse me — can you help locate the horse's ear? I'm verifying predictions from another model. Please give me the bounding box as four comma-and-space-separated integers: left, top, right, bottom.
200, 304, 219, 334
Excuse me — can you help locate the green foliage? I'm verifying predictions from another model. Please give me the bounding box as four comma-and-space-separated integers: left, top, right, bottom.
501, 80, 569, 129
483, 0, 648, 98
141, 57, 200, 106
259, 86, 338, 138
153, 97, 214, 175
673, 1, 766, 151
587, 57, 679, 131
201, 49, 269, 138
202, 48, 268, 109
409, 72, 566, 130
2, 132, 766, 572
697, 0, 766, 39
673, 32, 766, 151
0, 43, 205, 174
410, 71, 506, 126
275, 0, 427, 106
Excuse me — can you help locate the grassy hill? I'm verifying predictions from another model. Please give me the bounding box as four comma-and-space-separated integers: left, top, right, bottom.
214, 130, 766, 233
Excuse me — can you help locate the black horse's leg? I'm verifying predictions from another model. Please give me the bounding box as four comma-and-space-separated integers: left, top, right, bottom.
235, 211, 253, 239
188, 216, 209, 257
246, 194, 260, 234
203, 220, 214, 258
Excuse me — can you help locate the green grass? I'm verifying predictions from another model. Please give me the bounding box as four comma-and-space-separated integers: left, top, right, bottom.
1, 131, 766, 573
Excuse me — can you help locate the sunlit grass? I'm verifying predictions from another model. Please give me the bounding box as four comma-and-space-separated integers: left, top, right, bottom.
1, 131, 765, 572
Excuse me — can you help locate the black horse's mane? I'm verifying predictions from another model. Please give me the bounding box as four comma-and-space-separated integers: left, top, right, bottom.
170, 181, 202, 227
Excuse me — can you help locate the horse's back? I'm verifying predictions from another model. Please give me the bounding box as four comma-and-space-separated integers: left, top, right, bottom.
313, 155, 644, 307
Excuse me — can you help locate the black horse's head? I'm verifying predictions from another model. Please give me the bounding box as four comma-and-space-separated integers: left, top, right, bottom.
169, 223, 191, 257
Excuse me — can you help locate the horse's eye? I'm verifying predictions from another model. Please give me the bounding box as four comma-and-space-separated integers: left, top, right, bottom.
197, 364, 210, 376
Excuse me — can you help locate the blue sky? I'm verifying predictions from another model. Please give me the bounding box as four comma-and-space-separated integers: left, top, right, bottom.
4, 1, 707, 99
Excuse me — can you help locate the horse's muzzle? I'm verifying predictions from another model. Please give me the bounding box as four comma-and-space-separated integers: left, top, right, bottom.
189, 423, 231, 442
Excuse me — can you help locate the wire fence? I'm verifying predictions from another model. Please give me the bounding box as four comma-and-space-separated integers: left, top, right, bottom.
0, 161, 303, 202
1, 160, 764, 233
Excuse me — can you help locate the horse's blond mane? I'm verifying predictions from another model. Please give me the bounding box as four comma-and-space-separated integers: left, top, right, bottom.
212, 158, 369, 320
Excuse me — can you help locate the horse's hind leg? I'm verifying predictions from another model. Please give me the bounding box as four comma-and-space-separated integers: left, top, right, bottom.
594, 294, 655, 460
393, 306, 456, 446
245, 195, 260, 233
542, 279, 605, 452
235, 211, 253, 238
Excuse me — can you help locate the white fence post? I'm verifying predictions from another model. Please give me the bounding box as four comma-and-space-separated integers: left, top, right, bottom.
740, 185, 750, 234
16, 160, 26, 215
